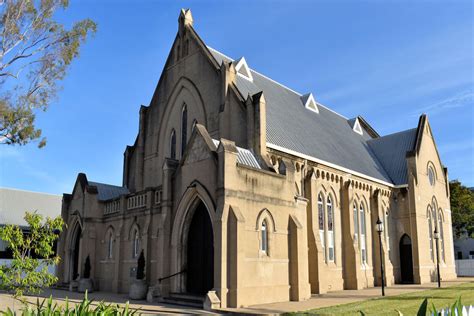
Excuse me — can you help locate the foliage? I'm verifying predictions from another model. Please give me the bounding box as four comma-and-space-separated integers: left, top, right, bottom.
0, 292, 139, 315
136, 250, 145, 280
83, 255, 90, 279
0, 0, 97, 147
0, 211, 64, 297
450, 180, 474, 238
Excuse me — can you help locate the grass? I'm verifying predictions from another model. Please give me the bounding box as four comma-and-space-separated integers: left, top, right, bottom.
287, 282, 474, 316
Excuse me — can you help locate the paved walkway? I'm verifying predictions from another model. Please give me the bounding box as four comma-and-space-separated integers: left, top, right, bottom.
0, 289, 219, 315
1, 278, 472, 315
222, 277, 474, 315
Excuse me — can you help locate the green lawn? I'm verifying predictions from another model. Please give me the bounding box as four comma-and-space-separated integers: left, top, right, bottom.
287, 282, 474, 316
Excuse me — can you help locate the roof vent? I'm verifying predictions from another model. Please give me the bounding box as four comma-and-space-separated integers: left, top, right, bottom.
234, 57, 253, 81
353, 118, 363, 135
301, 93, 319, 113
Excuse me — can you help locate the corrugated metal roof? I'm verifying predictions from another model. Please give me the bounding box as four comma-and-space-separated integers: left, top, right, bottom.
88, 182, 129, 201
209, 47, 399, 184
212, 139, 262, 170
367, 129, 417, 185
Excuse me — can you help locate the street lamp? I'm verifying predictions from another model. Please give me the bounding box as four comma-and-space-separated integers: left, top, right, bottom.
376, 217, 385, 296
433, 227, 441, 288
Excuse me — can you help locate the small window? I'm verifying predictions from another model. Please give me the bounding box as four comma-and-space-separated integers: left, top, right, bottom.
353, 203, 359, 238
318, 194, 325, 231
428, 208, 434, 261
360, 203, 367, 263
457, 251, 462, 260
108, 231, 114, 259
428, 166, 435, 186
133, 229, 140, 258
327, 196, 335, 262
170, 129, 176, 159
261, 220, 268, 254
318, 194, 326, 262
181, 105, 188, 156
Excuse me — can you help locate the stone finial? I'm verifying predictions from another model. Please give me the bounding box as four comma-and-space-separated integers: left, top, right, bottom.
179, 8, 194, 28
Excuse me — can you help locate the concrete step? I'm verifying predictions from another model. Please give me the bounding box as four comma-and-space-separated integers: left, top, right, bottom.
162, 293, 204, 308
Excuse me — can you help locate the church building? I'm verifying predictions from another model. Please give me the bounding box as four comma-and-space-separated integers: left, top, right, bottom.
57, 9, 457, 309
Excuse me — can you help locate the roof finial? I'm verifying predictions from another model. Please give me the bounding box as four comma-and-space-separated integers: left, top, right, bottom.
179, 8, 193, 28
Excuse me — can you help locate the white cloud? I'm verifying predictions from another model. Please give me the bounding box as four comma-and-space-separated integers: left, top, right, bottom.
413, 90, 473, 117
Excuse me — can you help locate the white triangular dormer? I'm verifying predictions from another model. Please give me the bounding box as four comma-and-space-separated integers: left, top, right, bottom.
301, 93, 319, 113
235, 57, 253, 82
353, 118, 363, 135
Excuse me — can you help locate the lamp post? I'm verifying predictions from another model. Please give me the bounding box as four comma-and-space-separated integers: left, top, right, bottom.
433, 227, 441, 288
376, 217, 385, 296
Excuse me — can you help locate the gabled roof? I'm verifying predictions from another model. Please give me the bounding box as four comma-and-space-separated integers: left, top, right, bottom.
88, 182, 129, 201
208, 47, 401, 185
367, 129, 417, 185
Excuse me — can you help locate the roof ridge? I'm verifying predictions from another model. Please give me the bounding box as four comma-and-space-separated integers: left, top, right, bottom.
207, 46, 349, 120
88, 181, 127, 188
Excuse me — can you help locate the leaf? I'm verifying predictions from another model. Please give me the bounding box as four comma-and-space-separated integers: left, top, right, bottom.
417, 298, 428, 316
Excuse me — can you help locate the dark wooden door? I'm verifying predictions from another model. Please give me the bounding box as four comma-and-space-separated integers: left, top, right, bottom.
186, 202, 214, 295
400, 234, 414, 283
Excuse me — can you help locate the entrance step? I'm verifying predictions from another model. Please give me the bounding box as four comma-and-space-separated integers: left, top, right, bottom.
52, 282, 70, 291
162, 293, 204, 308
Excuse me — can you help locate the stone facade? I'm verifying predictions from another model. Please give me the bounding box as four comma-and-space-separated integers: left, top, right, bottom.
56, 9, 457, 309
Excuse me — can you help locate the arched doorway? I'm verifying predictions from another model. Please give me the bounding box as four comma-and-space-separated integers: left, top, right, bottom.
399, 234, 413, 283
185, 200, 214, 295
70, 224, 82, 281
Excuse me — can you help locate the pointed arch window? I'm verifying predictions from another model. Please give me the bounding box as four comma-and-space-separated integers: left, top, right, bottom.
360, 203, 367, 264
181, 104, 188, 156
384, 210, 390, 252
318, 194, 326, 261
327, 196, 335, 262
170, 129, 176, 159
133, 228, 140, 258
353, 203, 359, 239
428, 206, 434, 261
438, 212, 445, 262
261, 220, 268, 254
107, 231, 114, 259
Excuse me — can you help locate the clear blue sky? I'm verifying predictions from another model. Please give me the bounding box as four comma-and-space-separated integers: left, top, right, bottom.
1, 0, 473, 194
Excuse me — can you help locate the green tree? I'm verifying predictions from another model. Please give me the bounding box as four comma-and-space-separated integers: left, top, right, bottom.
0, 0, 97, 147
450, 180, 474, 238
0, 211, 64, 297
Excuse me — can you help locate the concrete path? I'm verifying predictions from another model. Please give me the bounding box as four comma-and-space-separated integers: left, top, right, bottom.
0, 288, 220, 315
222, 277, 474, 315
1, 278, 472, 315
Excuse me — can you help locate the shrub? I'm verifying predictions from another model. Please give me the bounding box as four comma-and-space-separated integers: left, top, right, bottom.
0, 292, 139, 315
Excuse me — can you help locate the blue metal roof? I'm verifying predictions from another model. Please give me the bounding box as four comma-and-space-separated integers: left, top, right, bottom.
368, 129, 417, 185
89, 182, 129, 201
209, 47, 415, 185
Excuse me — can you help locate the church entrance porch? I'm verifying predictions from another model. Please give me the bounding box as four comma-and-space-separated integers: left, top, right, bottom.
186, 201, 214, 295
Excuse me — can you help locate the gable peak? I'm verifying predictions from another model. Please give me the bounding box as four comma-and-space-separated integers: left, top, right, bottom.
301, 93, 319, 113
179, 8, 193, 28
